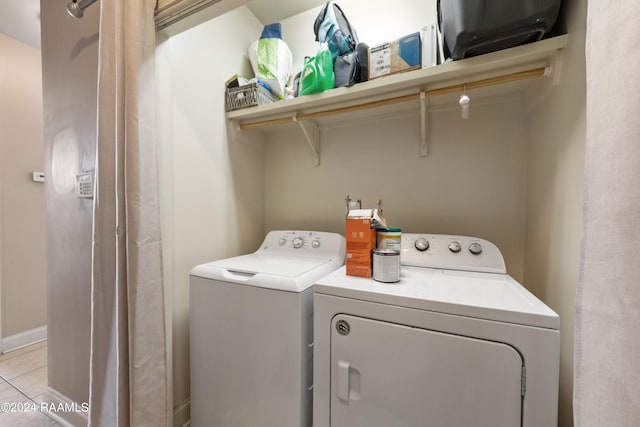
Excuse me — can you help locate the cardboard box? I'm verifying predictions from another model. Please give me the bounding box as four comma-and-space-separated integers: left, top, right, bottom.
369, 32, 422, 79
346, 212, 378, 278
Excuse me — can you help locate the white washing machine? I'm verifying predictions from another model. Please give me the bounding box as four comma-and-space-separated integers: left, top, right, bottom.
313, 234, 560, 427
190, 230, 345, 427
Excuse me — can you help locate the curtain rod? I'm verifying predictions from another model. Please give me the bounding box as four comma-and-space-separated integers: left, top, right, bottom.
66, 0, 98, 18
238, 66, 548, 131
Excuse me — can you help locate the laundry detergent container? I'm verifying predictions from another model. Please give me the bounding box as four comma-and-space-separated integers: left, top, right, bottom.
437, 0, 561, 60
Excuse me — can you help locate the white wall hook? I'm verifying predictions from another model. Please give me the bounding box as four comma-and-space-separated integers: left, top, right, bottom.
459, 93, 470, 119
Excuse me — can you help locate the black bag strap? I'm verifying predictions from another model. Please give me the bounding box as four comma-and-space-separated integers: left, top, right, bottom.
332, 3, 358, 50
356, 42, 369, 82
313, 2, 330, 41
436, 0, 451, 59
313, 1, 358, 49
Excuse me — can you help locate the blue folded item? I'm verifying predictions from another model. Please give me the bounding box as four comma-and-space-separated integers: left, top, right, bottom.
261, 23, 282, 39
248, 78, 274, 94
256, 79, 274, 94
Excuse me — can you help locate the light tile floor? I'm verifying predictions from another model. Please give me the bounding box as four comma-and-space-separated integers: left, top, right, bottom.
0, 341, 62, 426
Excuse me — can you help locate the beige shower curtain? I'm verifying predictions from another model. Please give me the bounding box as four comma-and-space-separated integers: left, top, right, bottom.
89, 0, 168, 426
574, 1, 640, 425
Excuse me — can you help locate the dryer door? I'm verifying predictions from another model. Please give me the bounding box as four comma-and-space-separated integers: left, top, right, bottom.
330, 314, 523, 427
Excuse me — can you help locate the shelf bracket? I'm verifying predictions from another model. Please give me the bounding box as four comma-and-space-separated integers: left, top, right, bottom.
420, 91, 429, 157
294, 116, 320, 166
550, 50, 563, 86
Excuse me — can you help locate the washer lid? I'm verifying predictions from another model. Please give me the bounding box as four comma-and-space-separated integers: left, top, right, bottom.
205, 253, 332, 277
190, 253, 342, 293
314, 266, 559, 329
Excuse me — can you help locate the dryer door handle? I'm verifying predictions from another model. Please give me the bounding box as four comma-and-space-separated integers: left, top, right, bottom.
337, 360, 350, 401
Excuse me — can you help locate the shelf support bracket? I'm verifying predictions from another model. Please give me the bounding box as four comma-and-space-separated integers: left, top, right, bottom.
420, 91, 429, 157
550, 50, 563, 86
294, 116, 321, 166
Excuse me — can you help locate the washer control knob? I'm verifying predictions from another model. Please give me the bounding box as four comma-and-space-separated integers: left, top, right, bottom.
448, 242, 462, 253
293, 237, 304, 249
469, 242, 483, 255
312, 240, 320, 249
414, 238, 429, 252
278, 238, 287, 246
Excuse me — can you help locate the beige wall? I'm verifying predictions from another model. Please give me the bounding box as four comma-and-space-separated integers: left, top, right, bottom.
156, 6, 265, 422
0, 33, 46, 339
524, 0, 587, 426
265, 98, 529, 280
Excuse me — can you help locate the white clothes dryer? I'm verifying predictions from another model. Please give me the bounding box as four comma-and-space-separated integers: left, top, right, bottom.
313, 233, 559, 427
190, 230, 345, 427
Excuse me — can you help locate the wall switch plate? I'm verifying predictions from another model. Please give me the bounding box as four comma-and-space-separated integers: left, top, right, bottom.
75, 170, 94, 198
32, 171, 45, 183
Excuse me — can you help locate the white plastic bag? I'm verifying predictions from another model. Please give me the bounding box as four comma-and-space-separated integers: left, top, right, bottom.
248, 38, 293, 99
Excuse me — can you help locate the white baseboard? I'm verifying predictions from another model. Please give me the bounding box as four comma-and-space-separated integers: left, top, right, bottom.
41, 387, 89, 427
1, 326, 47, 353
174, 398, 190, 427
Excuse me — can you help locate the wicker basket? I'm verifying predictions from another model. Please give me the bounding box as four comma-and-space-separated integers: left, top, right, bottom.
225, 82, 278, 111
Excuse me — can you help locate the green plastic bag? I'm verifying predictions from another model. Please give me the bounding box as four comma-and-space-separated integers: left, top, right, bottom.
299, 45, 335, 96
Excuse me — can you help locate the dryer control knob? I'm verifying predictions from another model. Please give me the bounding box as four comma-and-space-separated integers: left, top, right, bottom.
414, 238, 429, 252
448, 242, 462, 253
293, 237, 304, 249
469, 242, 483, 255
312, 240, 320, 249
278, 238, 287, 246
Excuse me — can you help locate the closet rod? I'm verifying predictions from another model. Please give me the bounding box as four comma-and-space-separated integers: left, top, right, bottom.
239, 66, 547, 131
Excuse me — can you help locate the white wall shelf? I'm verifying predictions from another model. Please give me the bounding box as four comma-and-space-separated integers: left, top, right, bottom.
227, 35, 568, 164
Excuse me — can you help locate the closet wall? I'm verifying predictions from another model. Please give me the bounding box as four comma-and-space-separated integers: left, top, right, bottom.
264, 100, 529, 280
156, 6, 265, 423
524, 0, 587, 425
158, 0, 586, 425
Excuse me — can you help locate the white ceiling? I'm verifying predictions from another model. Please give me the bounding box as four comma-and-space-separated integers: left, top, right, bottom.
0, 0, 41, 49
246, 0, 326, 24
0, 0, 328, 50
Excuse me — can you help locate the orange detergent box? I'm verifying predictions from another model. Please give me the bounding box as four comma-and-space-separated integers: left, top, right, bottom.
346, 210, 378, 278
